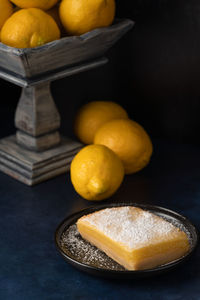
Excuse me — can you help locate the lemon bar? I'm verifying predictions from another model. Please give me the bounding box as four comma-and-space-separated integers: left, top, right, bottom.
77, 206, 190, 270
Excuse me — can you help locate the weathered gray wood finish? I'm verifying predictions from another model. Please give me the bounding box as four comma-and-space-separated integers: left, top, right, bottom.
0, 19, 134, 185
15, 82, 60, 136
0, 136, 82, 185
15, 82, 61, 151
0, 57, 108, 87
0, 19, 134, 78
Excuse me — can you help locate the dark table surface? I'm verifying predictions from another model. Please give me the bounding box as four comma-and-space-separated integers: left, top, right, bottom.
0, 139, 199, 300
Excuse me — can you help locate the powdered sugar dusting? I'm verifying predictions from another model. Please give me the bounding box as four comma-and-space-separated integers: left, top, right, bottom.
81, 207, 186, 250
61, 224, 124, 270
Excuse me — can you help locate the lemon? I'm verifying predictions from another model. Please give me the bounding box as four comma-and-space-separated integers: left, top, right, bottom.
1, 8, 60, 48
94, 119, 153, 174
0, 0, 13, 32
70, 144, 124, 201
59, 0, 116, 35
9, 0, 59, 10
74, 101, 128, 144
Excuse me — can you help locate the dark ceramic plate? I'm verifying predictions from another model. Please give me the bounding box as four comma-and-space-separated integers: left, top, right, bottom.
55, 203, 199, 279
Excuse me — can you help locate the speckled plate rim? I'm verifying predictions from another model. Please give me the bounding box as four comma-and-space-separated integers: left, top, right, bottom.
55, 203, 199, 278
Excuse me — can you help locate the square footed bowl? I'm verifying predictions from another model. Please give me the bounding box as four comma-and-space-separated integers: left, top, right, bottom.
0, 19, 134, 80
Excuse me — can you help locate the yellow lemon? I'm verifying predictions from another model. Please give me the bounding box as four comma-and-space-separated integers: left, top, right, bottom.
9, 0, 59, 10
74, 101, 128, 144
1, 8, 60, 48
0, 0, 13, 32
59, 0, 116, 35
94, 119, 153, 174
70, 144, 124, 201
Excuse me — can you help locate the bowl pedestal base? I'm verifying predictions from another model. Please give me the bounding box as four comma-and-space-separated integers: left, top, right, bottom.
0, 135, 82, 186
0, 57, 107, 185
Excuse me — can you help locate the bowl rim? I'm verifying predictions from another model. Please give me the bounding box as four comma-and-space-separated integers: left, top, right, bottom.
0, 18, 135, 55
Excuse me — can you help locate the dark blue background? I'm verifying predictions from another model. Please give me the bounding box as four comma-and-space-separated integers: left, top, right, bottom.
0, 140, 199, 299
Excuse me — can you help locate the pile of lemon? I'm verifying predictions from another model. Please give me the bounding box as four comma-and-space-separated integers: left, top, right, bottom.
71, 101, 153, 201
0, 0, 116, 48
